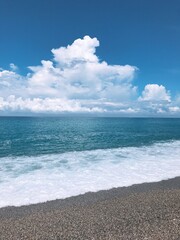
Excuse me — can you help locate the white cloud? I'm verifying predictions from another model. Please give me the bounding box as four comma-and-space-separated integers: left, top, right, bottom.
27, 36, 137, 102
52, 36, 99, 66
0, 69, 27, 98
0, 95, 106, 113
0, 36, 179, 115
139, 84, 171, 102
10, 63, 18, 71
0, 34, 137, 114
169, 106, 180, 113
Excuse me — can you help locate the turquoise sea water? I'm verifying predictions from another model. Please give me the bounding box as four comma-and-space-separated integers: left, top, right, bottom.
0, 117, 180, 207
1, 117, 180, 157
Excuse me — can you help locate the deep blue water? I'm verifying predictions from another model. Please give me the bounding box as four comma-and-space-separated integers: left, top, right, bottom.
0, 117, 180, 157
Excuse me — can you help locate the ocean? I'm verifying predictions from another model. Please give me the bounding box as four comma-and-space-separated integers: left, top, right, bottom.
0, 117, 180, 208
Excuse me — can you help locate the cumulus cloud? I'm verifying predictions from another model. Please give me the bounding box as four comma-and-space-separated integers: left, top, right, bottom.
139, 84, 171, 102
52, 36, 100, 66
27, 36, 137, 101
0, 36, 179, 115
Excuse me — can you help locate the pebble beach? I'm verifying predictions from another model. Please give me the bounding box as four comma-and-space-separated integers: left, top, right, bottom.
0, 177, 180, 240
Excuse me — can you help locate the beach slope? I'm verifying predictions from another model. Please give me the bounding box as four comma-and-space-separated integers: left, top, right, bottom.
0, 177, 180, 240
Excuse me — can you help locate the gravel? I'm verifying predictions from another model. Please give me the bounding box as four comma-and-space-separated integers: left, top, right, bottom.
0, 177, 180, 240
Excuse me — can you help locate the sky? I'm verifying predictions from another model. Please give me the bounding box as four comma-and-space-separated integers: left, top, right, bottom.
0, 0, 180, 116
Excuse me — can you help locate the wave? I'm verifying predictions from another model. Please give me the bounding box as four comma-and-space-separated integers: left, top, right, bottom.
0, 140, 180, 208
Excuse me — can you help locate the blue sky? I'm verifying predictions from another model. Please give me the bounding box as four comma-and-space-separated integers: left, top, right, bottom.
0, 0, 180, 116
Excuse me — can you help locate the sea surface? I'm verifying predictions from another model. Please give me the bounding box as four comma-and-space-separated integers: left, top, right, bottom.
0, 117, 180, 207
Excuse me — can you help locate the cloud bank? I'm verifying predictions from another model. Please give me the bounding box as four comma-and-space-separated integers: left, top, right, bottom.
0, 36, 179, 116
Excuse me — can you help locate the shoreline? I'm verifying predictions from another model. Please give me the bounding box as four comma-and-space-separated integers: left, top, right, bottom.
1, 177, 180, 239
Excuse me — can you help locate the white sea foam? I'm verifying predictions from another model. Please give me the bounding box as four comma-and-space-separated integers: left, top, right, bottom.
0, 140, 180, 208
